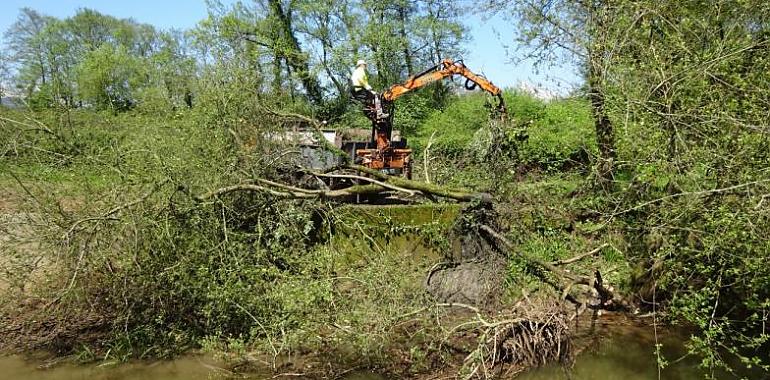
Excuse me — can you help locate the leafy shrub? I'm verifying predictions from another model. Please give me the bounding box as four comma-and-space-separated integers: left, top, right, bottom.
519, 98, 595, 171
412, 90, 594, 172
413, 92, 491, 157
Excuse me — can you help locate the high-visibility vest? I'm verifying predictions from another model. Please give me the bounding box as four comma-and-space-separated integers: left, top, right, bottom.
351, 66, 371, 91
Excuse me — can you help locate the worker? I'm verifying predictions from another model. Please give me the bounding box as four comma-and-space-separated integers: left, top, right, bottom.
351, 59, 389, 119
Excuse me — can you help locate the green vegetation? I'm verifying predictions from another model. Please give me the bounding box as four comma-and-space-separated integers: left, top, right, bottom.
1, 1, 770, 379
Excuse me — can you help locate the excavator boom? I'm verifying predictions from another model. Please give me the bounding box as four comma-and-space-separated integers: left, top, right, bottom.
382, 58, 506, 115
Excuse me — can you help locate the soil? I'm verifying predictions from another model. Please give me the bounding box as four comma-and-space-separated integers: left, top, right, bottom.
426, 258, 506, 306
425, 202, 508, 307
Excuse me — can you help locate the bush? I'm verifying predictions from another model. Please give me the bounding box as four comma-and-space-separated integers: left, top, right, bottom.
519, 98, 595, 171
412, 90, 595, 172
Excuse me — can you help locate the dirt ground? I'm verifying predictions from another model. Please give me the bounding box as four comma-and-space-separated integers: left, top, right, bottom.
0, 187, 52, 296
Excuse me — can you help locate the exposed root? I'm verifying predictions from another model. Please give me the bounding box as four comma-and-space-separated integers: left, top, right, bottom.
453, 300, 572, 379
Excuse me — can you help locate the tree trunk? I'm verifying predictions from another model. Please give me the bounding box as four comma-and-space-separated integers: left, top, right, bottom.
272, 55, 282, 95
588, 55, 615, 187
587, 3, 615, 187
268, 0, 324, 105
428, 3, 443, 63
398, 3, 414, 76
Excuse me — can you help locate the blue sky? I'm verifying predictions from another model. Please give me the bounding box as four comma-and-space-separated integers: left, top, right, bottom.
0, 0, 580, 93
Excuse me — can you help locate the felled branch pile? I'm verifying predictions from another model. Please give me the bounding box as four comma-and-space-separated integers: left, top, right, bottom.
479, 224, 626, 313
201, 106, 494, 204
196, 164, 492, 203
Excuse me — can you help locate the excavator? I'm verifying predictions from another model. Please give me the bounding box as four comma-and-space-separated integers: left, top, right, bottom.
355, 58, 507, 178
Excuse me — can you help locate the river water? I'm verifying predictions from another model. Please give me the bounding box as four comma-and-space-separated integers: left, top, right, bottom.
0, 321, 706, 380
517, 321, 703, 380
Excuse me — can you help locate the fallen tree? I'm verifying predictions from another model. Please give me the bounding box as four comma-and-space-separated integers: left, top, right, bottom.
478, 224, 626, 314
196, 164, 493, 203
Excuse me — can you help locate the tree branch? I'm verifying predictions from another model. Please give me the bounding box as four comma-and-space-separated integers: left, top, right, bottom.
551, 243, 609, 266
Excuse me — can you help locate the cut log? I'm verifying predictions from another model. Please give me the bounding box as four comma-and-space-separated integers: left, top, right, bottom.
343, 164, 492, 203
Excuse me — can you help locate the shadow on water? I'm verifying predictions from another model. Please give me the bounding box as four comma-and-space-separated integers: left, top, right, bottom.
0, 355, 388, 380
347, 318, 706, 380
516, 320, 703, 380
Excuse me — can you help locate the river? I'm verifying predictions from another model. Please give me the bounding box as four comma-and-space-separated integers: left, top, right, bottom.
1, 319, 710, 380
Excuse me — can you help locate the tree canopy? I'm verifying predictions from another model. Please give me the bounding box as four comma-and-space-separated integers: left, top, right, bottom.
2, 1, 467, 113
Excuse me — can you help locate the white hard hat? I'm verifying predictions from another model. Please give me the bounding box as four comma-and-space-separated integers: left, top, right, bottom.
356, 59, 367, 66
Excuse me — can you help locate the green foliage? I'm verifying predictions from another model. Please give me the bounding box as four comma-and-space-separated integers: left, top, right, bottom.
0, 104, 462, 368
415, 91, 496, 157
3, 8, 195, 113
3, 1, 469, 116
4, 1, 770, 378
391, 91, 437, 137
518, 98, 594, 170
413, 90, 594, 171
76, 44, 145, 111
599, 1, 770, 376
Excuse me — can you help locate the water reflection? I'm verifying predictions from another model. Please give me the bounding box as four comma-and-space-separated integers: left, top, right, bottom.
0, 355, 230, 380
0, 320, 712, 380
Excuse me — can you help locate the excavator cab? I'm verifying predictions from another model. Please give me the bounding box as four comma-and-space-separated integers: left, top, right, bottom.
354, 94, 413, 178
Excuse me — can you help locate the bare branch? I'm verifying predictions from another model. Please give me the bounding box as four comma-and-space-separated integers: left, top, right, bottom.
551, 243, 609, 266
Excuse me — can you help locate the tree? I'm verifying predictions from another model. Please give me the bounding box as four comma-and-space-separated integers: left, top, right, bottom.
0, 52, 10, 103
605, 1, 770, 374
194, 0, 468, 114
3, 7, 200, 112
4, 7, 55, 102
292, 0, 353, 99
151, 30, 197, 109
266, 0, 324, 104
76, 44, 145, 111
485, 0, 621, 186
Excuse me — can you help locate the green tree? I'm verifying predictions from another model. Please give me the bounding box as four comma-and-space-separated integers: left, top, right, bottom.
266, 0, 324, 104
608, 1, 770, 375
0, 52, 10, 103
150, 30, 197, 110
3, 7, 199, 112
486, 0, 621, 186
4, 7, 56, 103
193, 0, 467, 115
76, 43, 145, 111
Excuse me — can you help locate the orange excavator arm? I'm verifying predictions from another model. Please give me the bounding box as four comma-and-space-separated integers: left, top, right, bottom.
381, 58, 506, 116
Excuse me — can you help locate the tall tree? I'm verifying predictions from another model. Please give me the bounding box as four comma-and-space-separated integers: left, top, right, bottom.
0, 52, 9, 103
76, 43, 144, 111
396, 0, 414, 76
4, 8, 55, 99
3, 7, 200, 111
293, 0, 353, 99
605, 1, 770, 375
486, 0, 621, 186
268, 0, 325, 104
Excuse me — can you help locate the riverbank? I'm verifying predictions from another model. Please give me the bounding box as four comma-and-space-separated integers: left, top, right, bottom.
4, 105, 766, 378
1, 313, 703, 380
0, 155, 635, 377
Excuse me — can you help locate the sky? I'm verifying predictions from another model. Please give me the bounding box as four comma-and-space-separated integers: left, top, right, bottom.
0, 0, 580, 93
